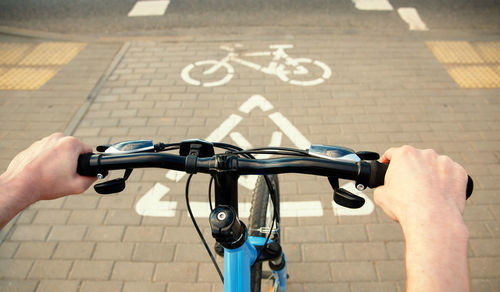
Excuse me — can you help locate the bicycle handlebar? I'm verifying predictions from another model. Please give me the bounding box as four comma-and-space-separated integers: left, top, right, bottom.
77, 151, 473, 198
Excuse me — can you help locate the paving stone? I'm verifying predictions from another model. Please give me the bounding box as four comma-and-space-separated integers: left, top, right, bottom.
345, 242, 388, 260
85, 226, 125, 242
79, 280, 123, 292
111, 261, 155, 281
69, 260, 113, 280
67, 209, 107, 225
32, 210, 71, 225
326, 224, 368, 242
285, 226, 326, 243
133, 242, 175, 262
123, 226, 164, 242
28, 259, 72, 279
0, 259, 33, 279
375, 260, 406, 281
93, 242, 134, 260
15, 242, 56, 259
10, 225, 51, 241
122, 281, 167, 292
167, 282, 212, 292
155, 262, 198, 282
37, 280, 80, 292
0, 242, 19, 259
0, 280, 38, 292
331, 261, 377, 281
302, 243, 344, 262
47, 225, 87, 241
53, 242, 95, 259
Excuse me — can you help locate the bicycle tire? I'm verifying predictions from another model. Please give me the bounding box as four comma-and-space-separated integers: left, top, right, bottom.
288, 58, 332, 86
248, 175, 280, 292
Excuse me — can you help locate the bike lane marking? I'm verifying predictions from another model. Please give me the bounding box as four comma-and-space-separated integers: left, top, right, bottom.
135, 95, 375, 218
180, 44, 332, 87
397, 8, 429, 31
351, 0, 429, 31
128, 0, 170, 17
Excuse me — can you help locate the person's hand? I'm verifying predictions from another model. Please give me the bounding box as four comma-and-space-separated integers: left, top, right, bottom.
1, 133, 97, 203
373, 145, 468, 229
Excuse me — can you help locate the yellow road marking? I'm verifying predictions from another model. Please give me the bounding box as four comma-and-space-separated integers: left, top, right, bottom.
427, 41, 500, 89
0, 43, 33, 65
476, 43, 500, 63
447, 66, 500, 89
19, 42, 87, 66
427, 41, 484, 64
0, 68, 59, 90
0, 42, 87, 91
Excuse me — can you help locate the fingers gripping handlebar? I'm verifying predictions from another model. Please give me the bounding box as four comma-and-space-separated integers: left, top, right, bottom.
367, 161, 473, 199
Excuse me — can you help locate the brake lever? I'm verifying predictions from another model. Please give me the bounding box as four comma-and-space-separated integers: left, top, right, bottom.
328, 177, 365, 209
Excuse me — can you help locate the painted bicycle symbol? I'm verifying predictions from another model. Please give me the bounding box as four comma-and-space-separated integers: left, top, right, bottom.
181, 44, 332, 87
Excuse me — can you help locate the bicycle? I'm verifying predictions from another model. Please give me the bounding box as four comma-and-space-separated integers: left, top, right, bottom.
77, 139, 473, 292
181, 44, 332, 87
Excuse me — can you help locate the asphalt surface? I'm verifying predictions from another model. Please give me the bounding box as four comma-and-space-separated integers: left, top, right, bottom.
0, 0, 499, 37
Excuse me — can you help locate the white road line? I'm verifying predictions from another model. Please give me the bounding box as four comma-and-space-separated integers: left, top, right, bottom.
398, 7, 429, 31
352, 0, 393, 11
239, 95, 274, 114
268, 112, 311, 149
128, 0, 170, 17
135, 183, 177, 217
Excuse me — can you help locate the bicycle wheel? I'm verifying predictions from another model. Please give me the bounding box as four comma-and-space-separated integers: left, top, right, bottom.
287, 58, 332, 86
248, 174, 280, 292
180, 60, 234, 87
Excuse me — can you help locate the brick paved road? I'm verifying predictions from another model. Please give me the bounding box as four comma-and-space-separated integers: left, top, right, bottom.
0, 32, 499, 292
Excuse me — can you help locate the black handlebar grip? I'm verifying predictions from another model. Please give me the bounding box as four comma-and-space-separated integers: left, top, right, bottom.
77, 153, 97, 177
466, 176, 473, 200
369, 161, 474, 200
368, 161, 388, 189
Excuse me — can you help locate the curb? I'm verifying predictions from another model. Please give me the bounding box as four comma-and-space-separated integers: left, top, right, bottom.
64, 42, 131, 135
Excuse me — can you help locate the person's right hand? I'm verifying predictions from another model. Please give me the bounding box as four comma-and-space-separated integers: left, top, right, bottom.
373, 145, 468, 230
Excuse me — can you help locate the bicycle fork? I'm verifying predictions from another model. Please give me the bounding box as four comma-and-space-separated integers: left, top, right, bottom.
208, 164, 287, 291
210, 205, 287, 292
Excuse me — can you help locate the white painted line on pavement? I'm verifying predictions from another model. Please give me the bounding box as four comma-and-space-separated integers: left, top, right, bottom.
239, 95, 274, 113
398, 7, 429, 31
268, 112, 311, 149
128, 0, 170, 17
352, 0, 393, 11
136, 183, 177, 216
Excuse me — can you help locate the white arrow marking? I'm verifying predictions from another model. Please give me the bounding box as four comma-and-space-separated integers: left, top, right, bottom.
332, 182, 375, 216
239, 94, 274, 113
138, 95, 373, 218
135, 183, 177, 217
352, 0, 393, 10
268, 112, 311, 149
398, 7, 429, 31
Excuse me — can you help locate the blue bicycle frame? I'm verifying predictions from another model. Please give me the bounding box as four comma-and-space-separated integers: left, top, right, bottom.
224, 236, 287, 292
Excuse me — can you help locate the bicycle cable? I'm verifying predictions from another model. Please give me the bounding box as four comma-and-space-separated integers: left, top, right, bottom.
254, 175, 278, 263
185, 174, 224, 283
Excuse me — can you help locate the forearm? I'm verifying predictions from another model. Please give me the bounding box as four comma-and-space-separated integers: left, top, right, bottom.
404, 212, 470, 292
0, 174, 37, 229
